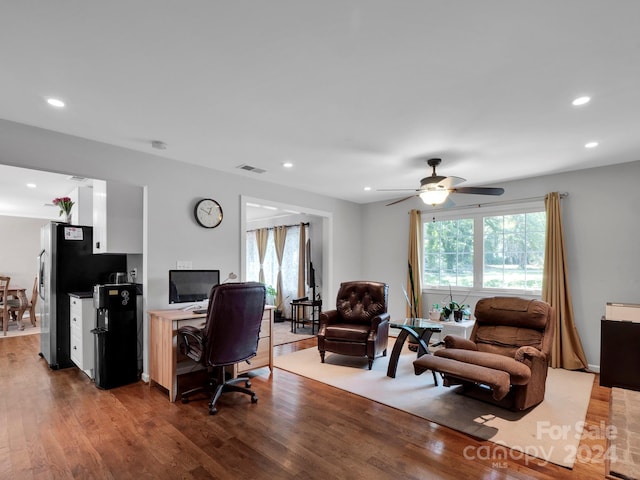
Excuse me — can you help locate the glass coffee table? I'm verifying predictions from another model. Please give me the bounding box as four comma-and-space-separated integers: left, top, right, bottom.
386, 318, 442, 384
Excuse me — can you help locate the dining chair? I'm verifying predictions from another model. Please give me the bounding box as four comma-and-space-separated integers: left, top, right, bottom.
8, 275, 38, 328
0, 276, 10, 336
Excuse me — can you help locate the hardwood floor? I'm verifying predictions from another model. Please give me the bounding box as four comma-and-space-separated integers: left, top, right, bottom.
1, 334, 610, 479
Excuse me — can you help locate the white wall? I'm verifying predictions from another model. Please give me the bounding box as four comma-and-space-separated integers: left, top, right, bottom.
6, 118, 634, 372
0, 215, 47, 289
0, 119, 363, 377
362, 160, 640, 369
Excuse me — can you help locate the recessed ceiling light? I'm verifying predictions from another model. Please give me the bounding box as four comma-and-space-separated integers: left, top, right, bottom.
46, 98, 65, 108
585, 141, 599, 148
363, 186, 371, 191
282, 162, 293, 168
26, 183, 37, 188
572, 96, 591, 106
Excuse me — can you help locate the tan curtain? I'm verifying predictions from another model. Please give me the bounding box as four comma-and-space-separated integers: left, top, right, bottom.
297, 223, 306, 298
407, 209, 423, 318
542, 192, 588, 370
255, 228, 269, 284
273, 226, 287, 311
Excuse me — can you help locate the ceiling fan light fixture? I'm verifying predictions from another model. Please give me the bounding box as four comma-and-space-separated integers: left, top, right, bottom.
419, 189, 449, 205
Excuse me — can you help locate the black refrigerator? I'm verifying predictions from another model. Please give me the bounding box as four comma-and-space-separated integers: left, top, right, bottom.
38, 222, 127, 369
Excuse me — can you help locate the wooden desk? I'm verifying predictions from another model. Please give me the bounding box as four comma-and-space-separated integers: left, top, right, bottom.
148, 306, 274, 402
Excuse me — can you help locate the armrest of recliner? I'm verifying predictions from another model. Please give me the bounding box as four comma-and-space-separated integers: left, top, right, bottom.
515, 346, 547, 364
443, 335, 478, 351
368, 312, 390, 342
318, 309, 339, 337
371, 312, 390, 330
320, 309, 339, 325
177, 325, 205, 362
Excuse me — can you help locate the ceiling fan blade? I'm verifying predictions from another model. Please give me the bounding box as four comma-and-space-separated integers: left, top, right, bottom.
385, 194, 418, 206
452, 187, 505, 196
377, 188, 420, 192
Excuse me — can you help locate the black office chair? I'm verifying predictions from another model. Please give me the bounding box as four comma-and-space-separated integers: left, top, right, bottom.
178, 282, 266, 415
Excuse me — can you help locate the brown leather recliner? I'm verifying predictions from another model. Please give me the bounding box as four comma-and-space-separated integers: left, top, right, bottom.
317, 281, 389, 369
413, 297, 555, 411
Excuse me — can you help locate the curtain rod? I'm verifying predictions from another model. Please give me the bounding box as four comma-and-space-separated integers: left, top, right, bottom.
246, 222, 309, 233
417, 192, 568, 214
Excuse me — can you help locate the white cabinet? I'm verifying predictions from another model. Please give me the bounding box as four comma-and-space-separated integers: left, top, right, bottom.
93, 179, 143, 254
69, 296, 96, 379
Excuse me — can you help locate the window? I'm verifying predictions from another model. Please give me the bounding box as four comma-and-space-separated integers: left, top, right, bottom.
424, 218, 474, 287
423, 202, 546, 294
246, 224, 307, 309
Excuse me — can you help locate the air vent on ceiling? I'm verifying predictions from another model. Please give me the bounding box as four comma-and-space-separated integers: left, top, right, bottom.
69, 175, 88, 182
236, 164, 266, 174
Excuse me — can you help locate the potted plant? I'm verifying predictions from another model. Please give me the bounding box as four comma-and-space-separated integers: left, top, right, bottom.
265, 285, 284, 322
441, 286, 470, 322
265, 285, 277, 304
442, 301, 468, 322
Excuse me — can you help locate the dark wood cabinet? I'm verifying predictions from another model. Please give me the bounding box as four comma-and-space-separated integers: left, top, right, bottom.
600, 318, 640, 391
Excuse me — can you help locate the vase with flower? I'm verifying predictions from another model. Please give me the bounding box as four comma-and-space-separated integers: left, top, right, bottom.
53, 196, 75, 223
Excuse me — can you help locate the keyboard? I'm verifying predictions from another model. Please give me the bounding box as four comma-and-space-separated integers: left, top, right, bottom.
193, 308, 207, 315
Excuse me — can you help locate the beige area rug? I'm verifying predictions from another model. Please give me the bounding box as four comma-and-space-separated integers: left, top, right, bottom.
0, 318, 40, 338
274, 345, 594, 468
607, 387, 640, 479
272, 320, 316, 346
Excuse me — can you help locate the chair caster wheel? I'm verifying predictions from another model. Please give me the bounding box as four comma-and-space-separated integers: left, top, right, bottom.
181, 398, 189, 404
245, 380, 252, 388
251, 395, 258, 404
209, 407, 218, 415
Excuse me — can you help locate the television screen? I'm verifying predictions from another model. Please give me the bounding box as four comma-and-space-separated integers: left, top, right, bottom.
169, 269, 220, 304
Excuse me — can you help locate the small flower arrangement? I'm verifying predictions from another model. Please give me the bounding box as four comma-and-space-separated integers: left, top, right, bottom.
53, 196, 74, 217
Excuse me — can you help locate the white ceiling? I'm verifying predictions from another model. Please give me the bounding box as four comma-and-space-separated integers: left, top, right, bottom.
2, 1, 640, 216
0, 164, 92, 219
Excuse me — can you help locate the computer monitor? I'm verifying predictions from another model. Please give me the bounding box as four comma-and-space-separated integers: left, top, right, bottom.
169, 269, 220, 304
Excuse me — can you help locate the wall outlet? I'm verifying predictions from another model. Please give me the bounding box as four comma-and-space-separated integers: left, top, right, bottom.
176, 260, 192, 270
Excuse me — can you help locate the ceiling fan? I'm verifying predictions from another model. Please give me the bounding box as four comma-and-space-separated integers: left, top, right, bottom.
379, 158, 505, 206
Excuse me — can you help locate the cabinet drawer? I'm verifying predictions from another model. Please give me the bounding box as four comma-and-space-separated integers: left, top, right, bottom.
70, 312, 83, 330
70, 334, 83, 366
70, 299, 83, 313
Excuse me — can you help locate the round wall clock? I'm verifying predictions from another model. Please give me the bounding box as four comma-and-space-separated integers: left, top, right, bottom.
194, 198, 223, 228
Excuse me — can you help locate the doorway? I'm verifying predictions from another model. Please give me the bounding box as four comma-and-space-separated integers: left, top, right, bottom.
240, 195, 333, 311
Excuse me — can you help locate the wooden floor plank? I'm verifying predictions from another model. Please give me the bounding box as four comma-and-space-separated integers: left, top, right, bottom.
0, 334, 609, 479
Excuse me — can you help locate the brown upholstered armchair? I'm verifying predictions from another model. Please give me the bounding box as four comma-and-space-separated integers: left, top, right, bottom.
317, 281, 389, 369
413, 297, 555, 411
